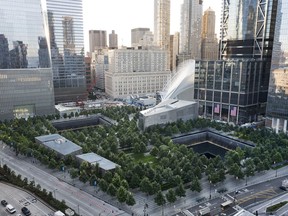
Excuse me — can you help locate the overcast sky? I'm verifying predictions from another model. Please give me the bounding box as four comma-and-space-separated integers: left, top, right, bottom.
83, 0, 222, 52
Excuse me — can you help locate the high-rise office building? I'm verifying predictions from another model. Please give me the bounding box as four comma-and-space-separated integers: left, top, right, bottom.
266, 1, 288, 133
194, 0, 278, 123
109, 30, 118, 49
170, 33, 179, 72
91, 49, 109, 91
154, 0, 170, 50
131, 28, 150, 47
89, 30, 107, 53
0, 0, 55, 120
179, 0, 203, 59
47, 0, 86, 103
201, 7, 218, 60
194, 59, 270, 124
220, 0, 277, 60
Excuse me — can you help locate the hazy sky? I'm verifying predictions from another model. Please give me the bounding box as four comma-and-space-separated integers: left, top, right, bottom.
83, 0, 222, 52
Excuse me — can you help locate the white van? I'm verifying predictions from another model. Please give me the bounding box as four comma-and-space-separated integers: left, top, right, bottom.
6, 204, 16, 214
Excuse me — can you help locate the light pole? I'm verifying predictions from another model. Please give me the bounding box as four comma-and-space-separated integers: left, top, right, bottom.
274, 162, 278, 177
209, 181, 212, 199
53, 189, 57, 200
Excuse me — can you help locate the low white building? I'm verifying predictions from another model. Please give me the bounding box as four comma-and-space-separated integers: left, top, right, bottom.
76, 152, 120, 174
35, 134, 82, 157
55, 104, 81, 117
138, 60, 198, 129
139, 99, 198, 130
105, 48, 171, 99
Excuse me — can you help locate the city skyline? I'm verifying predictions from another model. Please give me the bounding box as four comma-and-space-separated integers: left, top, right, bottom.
83, 0, 221, 53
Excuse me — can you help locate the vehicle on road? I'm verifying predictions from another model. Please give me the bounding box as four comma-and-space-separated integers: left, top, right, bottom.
221, 200, 233, 210
1, 199, 8, 206
21, 207, 31, 216
281, 179, 288, 191
6, 204, 16, 214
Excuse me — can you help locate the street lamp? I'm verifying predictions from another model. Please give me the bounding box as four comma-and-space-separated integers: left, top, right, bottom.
209, 181, 212, 199
53, 189, 57, 199
274, 161, 278, 177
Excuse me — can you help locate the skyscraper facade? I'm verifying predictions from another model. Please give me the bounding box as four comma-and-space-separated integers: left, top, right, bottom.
201, 7, 218, 60
0, 0, 55, 120
194, 59, 269, 124
131, 28, 150, 47
266, 1, 288, 133
47, 0, 86, 103
170, 33, 179, 72
154, 0, 170, 50
179, 0, 203, 59
89, 30, 107, 52
194, 0, 278, 123
109, 30, 118, 49
220, 0, 277, 60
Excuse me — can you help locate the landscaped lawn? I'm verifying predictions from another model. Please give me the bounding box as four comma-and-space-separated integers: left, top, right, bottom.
131, 153, 157, 164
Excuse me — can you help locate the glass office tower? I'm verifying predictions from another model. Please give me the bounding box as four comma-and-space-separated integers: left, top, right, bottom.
194, 0, 278, 124
46, 0, 86, 103
266, 1, 288, 133
195, 60, 269, 124
0, 0, 55, 120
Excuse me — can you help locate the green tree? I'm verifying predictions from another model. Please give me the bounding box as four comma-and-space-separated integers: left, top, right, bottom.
166, 189, 177, 203
48, 158, 57, 169
99, 179, 108, 192
175, 182, 186, 197
116, 186, 127, 203
69, 168, 79, 179
154, 191, 166, 206
107, 183, 117, 196
150, 146, 159, 157
130, 174, 140, 189
140, 177, 152, 194
126, 192, 136, 206
190, 178, 201, 193
112, 173, 122, 188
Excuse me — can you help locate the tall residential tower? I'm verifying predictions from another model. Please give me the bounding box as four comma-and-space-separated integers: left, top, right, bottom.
89, 30, 107, 52
47, 0, 86, 103
179, 0, 203, 59
154, 0, 170, 50
109, 30, 118, 49
201, 7, 218, 60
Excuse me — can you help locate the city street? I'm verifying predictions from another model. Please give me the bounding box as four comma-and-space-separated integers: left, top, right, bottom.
0, 145, 128, 216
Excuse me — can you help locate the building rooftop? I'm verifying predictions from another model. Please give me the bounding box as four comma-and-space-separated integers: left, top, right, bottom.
35, 134, 82, 156
55, 104, 81, 112
233, 209, 254, 216
76, 152, 119, 171
140, 99, 197, 117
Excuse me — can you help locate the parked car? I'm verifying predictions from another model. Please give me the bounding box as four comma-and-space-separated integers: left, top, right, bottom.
21, 207, 31, 216
6, 204, 16, 214
1, 200, 8, 206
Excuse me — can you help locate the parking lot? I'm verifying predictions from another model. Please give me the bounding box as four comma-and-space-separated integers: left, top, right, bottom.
0, 182, 55, 216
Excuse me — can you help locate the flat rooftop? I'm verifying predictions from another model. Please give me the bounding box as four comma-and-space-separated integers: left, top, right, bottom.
35, 134, 82, 156
76, 152, 119, 171
140, 99, 197, 117
233, 209, 254, 216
